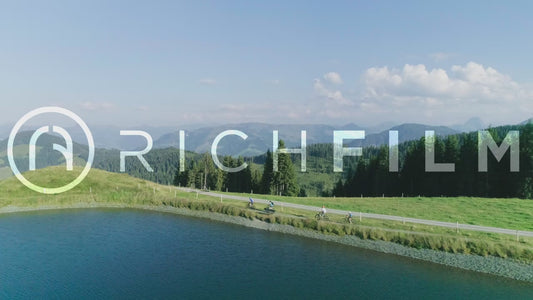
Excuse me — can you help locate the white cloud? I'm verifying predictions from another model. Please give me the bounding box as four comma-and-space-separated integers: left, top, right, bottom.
175, 63, 533, 126
138, 62, 532, 127
199, 78, 217, 85
360, 62, 533, 124
80, 101, 115, 111
313, 78, 352, 106
323, 72, 343, 84
363, 62, 525, 103
269, 79, 280, 85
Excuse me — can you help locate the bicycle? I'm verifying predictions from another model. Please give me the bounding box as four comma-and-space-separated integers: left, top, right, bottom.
315, 212, 330, 221
344, 215, 353, 224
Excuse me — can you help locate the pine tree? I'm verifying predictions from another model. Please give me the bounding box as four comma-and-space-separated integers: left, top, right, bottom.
272, 140, 300, 196
260, 149, 274, 194
196, 153, 222, 190
443, 135, 460, 196
519, 124, 533, 198
332, 178, 344, 197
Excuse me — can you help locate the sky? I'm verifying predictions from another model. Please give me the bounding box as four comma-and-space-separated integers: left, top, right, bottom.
1, 1, 533, 128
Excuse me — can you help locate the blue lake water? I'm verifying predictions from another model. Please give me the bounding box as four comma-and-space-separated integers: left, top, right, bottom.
0, 209, 531, 299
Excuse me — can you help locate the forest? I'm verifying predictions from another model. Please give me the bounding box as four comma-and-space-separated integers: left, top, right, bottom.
93, 123, 533, 199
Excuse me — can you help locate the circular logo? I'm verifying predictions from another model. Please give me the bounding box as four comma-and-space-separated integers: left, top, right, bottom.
7, 107, 95, 194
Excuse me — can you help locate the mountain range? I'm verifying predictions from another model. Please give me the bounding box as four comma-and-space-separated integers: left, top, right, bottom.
153, 122, 461, 156
0, 117, 493, 157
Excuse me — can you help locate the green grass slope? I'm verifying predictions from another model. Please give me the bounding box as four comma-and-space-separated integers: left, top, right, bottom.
0, 166, 150, 205
223, 192, 533, 231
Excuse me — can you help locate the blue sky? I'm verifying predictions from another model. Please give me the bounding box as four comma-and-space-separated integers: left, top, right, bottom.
1, 1, 533, 127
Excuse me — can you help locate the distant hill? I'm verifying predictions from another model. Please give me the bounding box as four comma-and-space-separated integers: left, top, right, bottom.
154, 123, 363, 156
450, 117, 486, 132
0, 120, 485, 157
0, 131, 194, 185
350, 123, 459, 147
520, 118, 533, 125
155, 122, 458, 155
3, 116, 529, 154
64, 125, 176, 150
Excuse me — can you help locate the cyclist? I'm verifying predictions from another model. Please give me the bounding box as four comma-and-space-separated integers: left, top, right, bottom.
321, 205, 327, 216
315, 205, 328, 220
347, 211, 353, 223
249, 197, 254, 208
269, 201, 275, 209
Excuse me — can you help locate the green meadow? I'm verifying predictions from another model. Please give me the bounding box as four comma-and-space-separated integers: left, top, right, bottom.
222, 191, 533, 231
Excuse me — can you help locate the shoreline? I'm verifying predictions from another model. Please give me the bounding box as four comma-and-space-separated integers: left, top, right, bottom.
1, 203, 532, 283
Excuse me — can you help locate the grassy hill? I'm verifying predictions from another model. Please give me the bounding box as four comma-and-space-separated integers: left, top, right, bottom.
0, 132, 90, 180
0, 166, 148, 202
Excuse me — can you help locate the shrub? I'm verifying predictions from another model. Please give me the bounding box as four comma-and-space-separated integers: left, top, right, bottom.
291, 218, 304, 228
303, 219, 318, 230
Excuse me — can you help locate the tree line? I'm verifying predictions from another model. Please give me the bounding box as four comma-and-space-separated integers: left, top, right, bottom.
172, 140, 301, 196
94, 124, 533, 199
332, 124, 533, 198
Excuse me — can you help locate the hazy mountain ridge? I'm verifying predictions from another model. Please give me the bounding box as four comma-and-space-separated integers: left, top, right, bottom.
348, 123, 459, 147
0, 117, 527, 158
154, 122, 460, 155
154, 123, 360, 156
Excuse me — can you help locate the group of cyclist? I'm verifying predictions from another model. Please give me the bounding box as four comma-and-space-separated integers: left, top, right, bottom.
248, 198, 353, 223
249, 197, 275, 211
318, 205, 353, 223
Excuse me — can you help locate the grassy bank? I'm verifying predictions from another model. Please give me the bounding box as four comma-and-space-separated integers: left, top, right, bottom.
221, 191, 533, 231
1, 167, 532, 266
154, 197, 533, 262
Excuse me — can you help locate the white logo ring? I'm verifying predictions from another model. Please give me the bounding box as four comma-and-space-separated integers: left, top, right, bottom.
7, 107, 95, 194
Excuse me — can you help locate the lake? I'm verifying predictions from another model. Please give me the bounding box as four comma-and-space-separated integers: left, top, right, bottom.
0, 209, 531, 299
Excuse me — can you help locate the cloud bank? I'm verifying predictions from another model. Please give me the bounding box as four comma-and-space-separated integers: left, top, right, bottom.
358, 62, 532, 124
158, 62, 533, 126
363, 62, 523, 103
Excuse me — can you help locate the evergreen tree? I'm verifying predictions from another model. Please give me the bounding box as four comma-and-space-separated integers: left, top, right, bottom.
332, 178, 344, 197
442, 135, 460, 196
195, 153, 222, 190
241, 158, 253, 193
519, 124, 533, 198
272, 140, 300, 196
260, 149, 274, 194
251, 168, 262, 194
